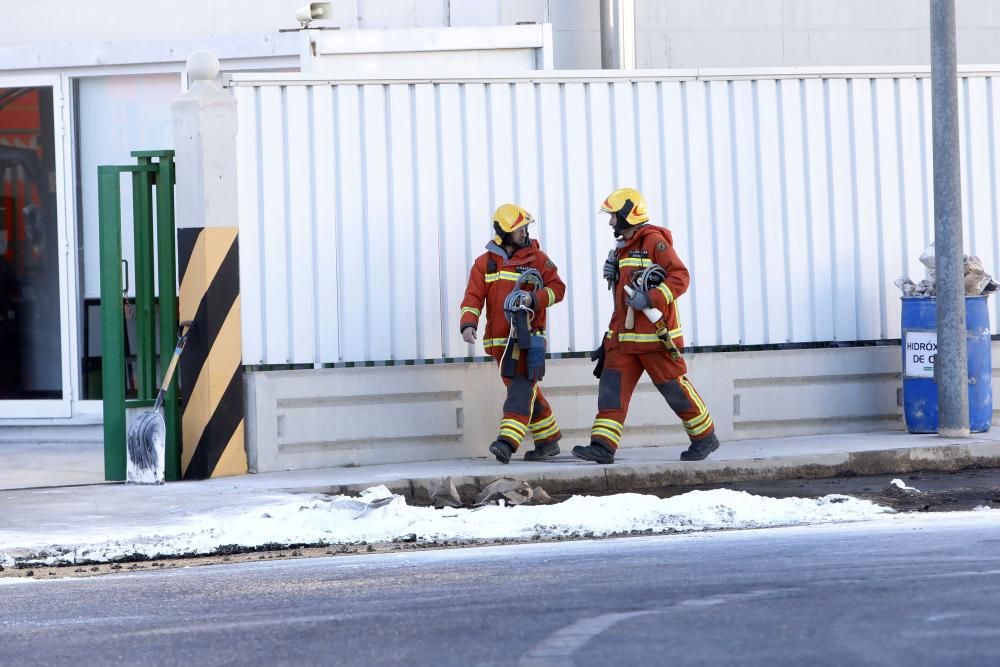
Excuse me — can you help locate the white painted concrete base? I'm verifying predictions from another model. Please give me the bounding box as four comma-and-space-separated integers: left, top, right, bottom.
244, 345, 929, 473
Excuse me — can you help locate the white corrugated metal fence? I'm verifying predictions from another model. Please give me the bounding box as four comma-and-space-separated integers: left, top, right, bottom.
229, 68, 1000, 366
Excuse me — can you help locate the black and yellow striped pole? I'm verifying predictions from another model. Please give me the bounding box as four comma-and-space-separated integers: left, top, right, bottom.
176, 227, 246, 478
172, 50, 248, 479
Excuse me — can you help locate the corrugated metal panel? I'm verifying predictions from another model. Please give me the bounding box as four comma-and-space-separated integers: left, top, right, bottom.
231, 68, 1000, 365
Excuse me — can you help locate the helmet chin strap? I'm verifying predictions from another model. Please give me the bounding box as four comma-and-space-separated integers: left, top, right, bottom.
614, 219, 647, 240
610, 197, 637, 239
613, 213, 632, 239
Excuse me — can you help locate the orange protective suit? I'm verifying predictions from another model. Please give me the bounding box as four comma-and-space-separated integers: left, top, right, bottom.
460, 239, 566, 450
590, 225, 715, 452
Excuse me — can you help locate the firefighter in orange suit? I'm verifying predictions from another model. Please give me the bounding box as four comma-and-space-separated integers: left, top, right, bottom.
460, 204, 567, 464
573, 187, 720, 465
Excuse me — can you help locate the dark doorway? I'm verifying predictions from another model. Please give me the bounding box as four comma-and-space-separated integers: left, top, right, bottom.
0, 86, 62, 400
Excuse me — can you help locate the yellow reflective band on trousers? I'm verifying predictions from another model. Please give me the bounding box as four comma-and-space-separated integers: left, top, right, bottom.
533, 423, 559, 440
679, 376, 707, 413
499, 416, 528, 443
529, 384, 539, 419
530, 415, 555, 432
591, 418, 623, 444
679, 376, 713, 436
530, 414, 559, 440
684, 413, 715, 436
593, 418, 622, 434
500, 419, 527, 436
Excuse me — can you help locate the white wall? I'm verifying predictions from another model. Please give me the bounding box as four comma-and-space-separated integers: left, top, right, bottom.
637, 0, 1000, 68
549, 0, 601, 70
0, 0, 300, 48
5, 1, 1000, 72
0, 0, 591, 69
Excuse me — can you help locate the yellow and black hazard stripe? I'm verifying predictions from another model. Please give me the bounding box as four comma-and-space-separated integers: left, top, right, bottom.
176, 226, 248, 480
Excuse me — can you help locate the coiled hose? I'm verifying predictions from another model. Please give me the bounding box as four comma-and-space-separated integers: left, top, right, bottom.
628, 263, 681, 361
503, 268, 544, 321
500, 268, 545, 377
630, 264, 666, 293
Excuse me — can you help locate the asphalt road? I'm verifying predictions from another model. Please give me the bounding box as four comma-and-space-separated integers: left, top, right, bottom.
2, 512, 1000, 666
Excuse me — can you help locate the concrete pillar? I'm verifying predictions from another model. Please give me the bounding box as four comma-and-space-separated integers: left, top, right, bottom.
171, 51, 248, 479
173, 51, 238, 233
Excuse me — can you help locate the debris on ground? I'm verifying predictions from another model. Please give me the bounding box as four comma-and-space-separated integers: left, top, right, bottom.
882, 478, 922, 497
476, 477, 554, 506
312, 485, 395, 518
429, 477, 462, 509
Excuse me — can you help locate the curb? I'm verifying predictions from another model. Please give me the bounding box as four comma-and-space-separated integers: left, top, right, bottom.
281, 442, 1000, 505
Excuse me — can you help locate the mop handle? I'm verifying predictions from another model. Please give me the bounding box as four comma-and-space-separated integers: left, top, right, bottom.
152, 321, 194, 411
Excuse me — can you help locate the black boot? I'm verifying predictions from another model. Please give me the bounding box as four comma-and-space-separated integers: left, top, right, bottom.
680, 433, 720, 461
572, 440, 615, 464
524, 440, 560, 461
489, 440, 516, 464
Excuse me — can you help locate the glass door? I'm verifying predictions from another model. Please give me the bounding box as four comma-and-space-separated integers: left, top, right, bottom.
0, 75, 70, 417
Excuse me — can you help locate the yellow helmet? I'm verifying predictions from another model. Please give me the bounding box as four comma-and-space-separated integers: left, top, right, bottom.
492, 203, 535, 245
601, 187, 649, 226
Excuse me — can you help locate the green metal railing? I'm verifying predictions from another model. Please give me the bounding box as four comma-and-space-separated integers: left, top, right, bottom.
98, 150, 179, 481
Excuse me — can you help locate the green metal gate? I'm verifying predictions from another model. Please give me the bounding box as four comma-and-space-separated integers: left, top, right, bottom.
97, 150, 179, 482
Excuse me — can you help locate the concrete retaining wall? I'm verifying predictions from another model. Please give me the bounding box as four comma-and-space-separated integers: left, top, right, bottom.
245, 344, 933, 472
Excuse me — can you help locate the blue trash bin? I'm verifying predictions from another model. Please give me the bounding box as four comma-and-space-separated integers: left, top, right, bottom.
900, 295, 992, 433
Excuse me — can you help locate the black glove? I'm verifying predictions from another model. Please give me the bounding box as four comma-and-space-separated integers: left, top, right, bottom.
590, 342, 606, 379
626, 289, 652, 311
527, 334, 546, 381
602, 256, 618, 287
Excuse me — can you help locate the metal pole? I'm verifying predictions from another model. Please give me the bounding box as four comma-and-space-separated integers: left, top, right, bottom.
600, 0, 620, 69
98, 166, 126, 481
132, 166, 156, 400
153, 153, 180, 481
930, 0, 969, 437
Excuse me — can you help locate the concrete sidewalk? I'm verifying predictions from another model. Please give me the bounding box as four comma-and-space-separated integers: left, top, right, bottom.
3, 430, 1000, 558
254, 430, 1000, 502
